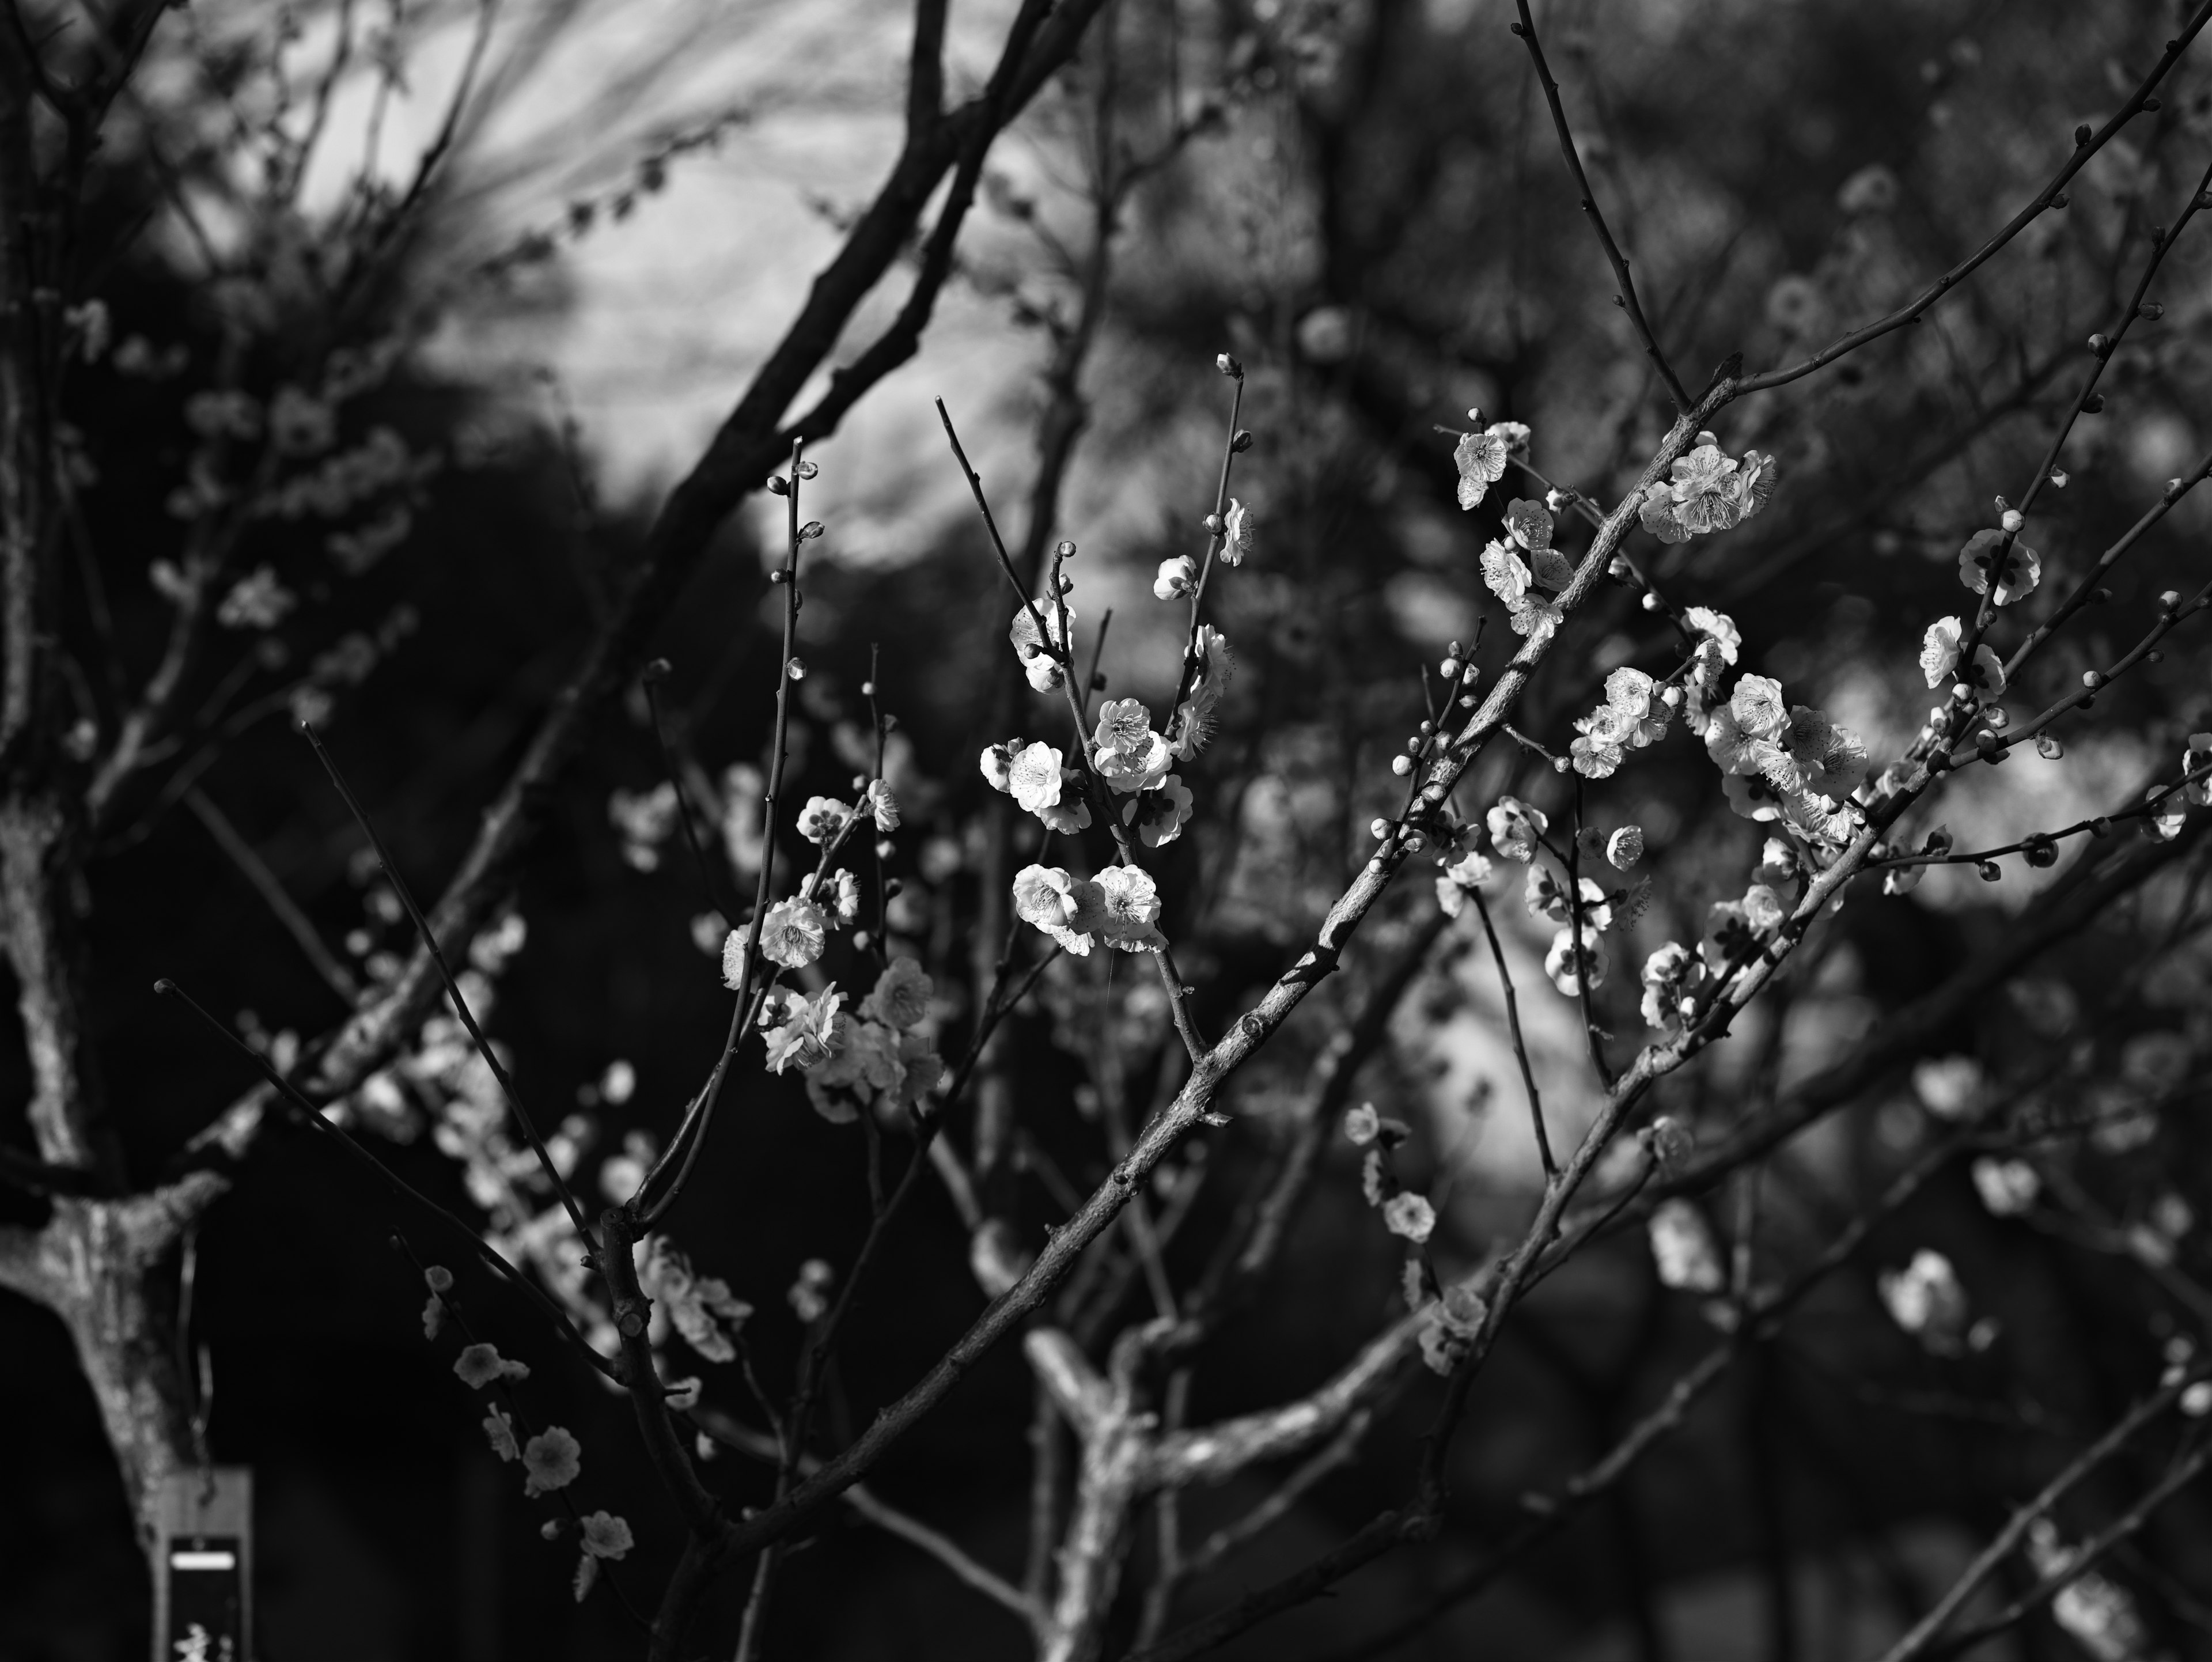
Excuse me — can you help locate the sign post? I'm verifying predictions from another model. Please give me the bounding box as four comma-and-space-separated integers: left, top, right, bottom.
153, 1468, 252, 1662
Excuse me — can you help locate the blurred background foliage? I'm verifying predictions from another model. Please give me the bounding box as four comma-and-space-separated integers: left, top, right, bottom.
6, 0, 2212, 1656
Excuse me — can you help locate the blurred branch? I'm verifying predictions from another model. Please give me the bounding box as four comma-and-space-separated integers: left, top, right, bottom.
183, 788, 357, 1001
1508, 0, 1689, 410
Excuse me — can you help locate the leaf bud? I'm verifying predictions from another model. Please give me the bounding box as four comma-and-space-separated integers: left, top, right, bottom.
2139, 301, 2165, 321
2074, 122, 2093, 145
2050, 190, 2070, 208
2081, 393, 2105, 414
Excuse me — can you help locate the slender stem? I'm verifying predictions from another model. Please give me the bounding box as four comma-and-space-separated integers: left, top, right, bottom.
1469, 887, 1554, 1182
301, 724, 600, 1258
1510, 0, 1689, 409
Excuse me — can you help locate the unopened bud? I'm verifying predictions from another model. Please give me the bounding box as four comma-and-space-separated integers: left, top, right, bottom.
2000, 509, 2024, 533
1202, 512, 1224, 535
2087, 332, 2111, 357
1391, 755, 1412, 777
2160, 589, 2183, 611
2083, 669, 2106, 689
1660, 686, 1683, 708
1215, 352, 1244, 378
2081, 393, 2105, 414
1370, 817, 1392, 839
786, 657, 808, 681
799, 520, 825, 540
767, 474, 790, 495
2036, 734, 2064, 760
1231, 429, 1255, 453
1440, 657, 1462, 680
1641, 592, 1662, 612
1979, 861, 2002, 882
2139, 301, 2165, 321
1055, 539, 1078, 559
2074, 122, 2093, 145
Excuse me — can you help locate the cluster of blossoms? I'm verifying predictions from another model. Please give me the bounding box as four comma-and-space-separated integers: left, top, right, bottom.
1437, 797, 1646, 995
1691, 662, 1868, 847
748, 957, 945, 1125
724, 782, 900, 985
424, 1274, 632, 1604
1636, 431, 1777, 543
1343, 1103, 1483, 1375
1011, 862, 1166, 956
1449, 412, 1532, 511
1476, 495, 1574, 643
1639, 836, 1801, 1033
1569, 665, 1671, 779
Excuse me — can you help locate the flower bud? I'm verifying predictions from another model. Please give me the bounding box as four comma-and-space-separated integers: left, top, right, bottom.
1202, 512, 1224, 535
2139, 301, 2165, 321
767, 474, 790, 495
2049, 468, 2069, 488
799, 520, 825, 540
1641, 592, 1662, 612
2074, 122, 2093, 145
787, 657, 808, 680
1660, 686, 1683, 709
1999, 509, 2023, 533
2087, 332, 2111, 357
2081, 393, 2105, 414
1391, 755, 1413, 777
1215, 353, 1243, 378
1439, 657, 1461, 680
2036, 734, 2063, 760
2160, 589, 2183, 611
1370, 817, 1391, 839
1055, 539, 1078, 559
1978, 860, 2001, 882
2082, 669, 2105, 689
2025, 838, 2058, 868
1231, 429, 1255, 453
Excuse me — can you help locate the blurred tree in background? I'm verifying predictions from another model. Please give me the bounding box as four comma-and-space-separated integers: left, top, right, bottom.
6, 0, 2212, 1658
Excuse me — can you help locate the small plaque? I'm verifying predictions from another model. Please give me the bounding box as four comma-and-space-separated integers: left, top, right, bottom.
154, 1468, 252, 1662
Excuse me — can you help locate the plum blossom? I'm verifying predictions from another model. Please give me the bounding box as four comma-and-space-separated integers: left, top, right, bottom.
861, 956, 933, 1031
1013, 864, 1101, 955
1453, 423, 1510, 509
1606, 826, 1645, 869
1668, 441, 1741, 533
796, 796, 852, 845
454, 1342, 530, 1389
638, 1236, 753, 1361
1343, 1103, 1381, 1145
1640, 941, 1702, 1030
1881, 824, 1953, 895
1093, 700, 1172, 793
760, 985, 844, 1074
1964, 643, 2006, 696
1503, 497, 1553, 552
1007, 741, 1066, 815
1525, 865, 1613, 932
1649, 1199, 1725, 1291
1683, 607, 1741, 664
1957, 529, 2041, 605
580, 1511, 634, 1560
1221, 498, 1254, 565
1130, 775, 1195, 847
1705, 675, 1790, 778
756, 898, 827, 970
980, 740, 1021, 792
1487, 797, 1548, 862
1010, 602, 1071, 691
1544, 922, 1607, 994
1778, 706, 1869, 801
1434, 849, 1494, 918
1972, 1157, 2040, 1216
523, 1426, 582, 1496
1920, 616, 1963, 688
483, 1408, 518, 1462
1878, 1250, 1969, 1355
1094, 865, 1166, 952
2180, 732, 2212, 808
1383, 1192, 1437, 1244
1155, 556, 1196, 600
1168, 626, 1234, 759
862, 779, 900, 832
